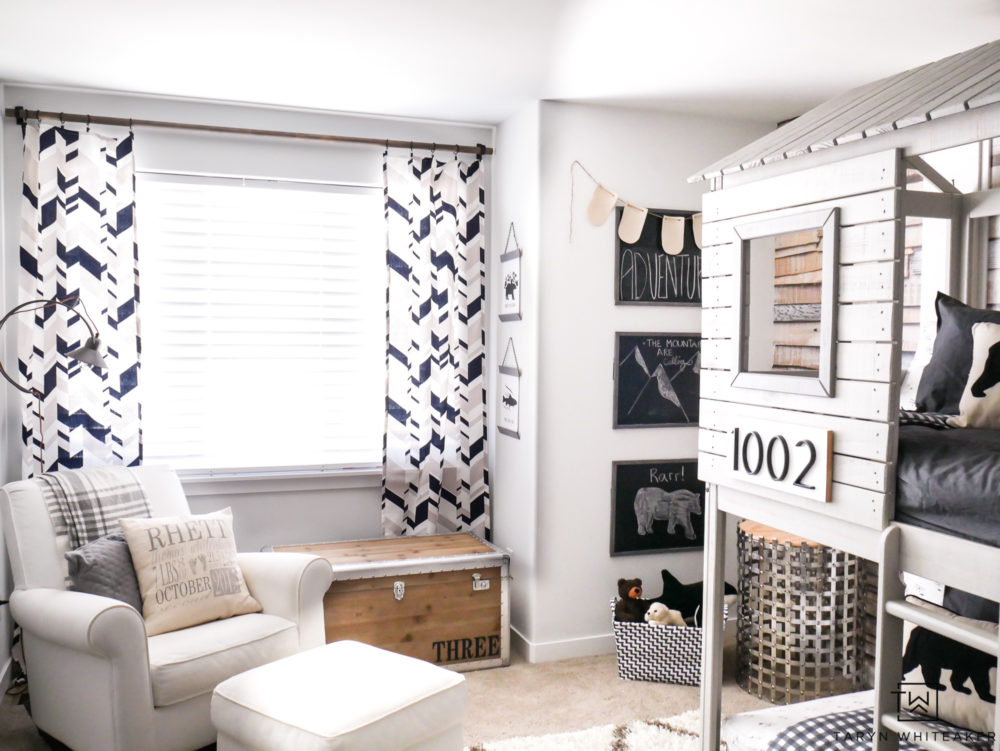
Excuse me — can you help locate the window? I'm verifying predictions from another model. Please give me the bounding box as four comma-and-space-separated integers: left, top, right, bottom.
733, 208, 839, 397
136, 173, 384, 473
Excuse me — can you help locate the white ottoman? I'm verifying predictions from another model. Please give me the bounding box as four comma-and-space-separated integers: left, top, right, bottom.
211, 640, 468, 751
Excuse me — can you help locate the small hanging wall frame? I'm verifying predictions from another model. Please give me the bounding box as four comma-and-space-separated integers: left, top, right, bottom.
498, 338, 521, 439
499, 223, 522, 322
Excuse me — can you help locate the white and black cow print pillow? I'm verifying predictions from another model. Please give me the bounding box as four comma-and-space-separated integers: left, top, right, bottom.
950, 321, 1000, 428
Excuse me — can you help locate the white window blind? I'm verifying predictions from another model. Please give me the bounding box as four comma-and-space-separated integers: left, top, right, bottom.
136, 173, 385, 472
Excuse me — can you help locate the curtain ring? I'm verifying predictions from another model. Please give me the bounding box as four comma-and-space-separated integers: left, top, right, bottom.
454, 144, 460, 159
129, 118, 134, 136
86, 115, 91, 133
383, 139, 389, 157
59, 112, 65, 126
409, 141, 414, 159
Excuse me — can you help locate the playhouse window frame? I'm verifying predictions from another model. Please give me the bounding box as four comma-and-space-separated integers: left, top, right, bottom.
732, 208, 840, 397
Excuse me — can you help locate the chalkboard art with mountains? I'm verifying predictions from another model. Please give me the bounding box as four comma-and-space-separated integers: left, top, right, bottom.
614, 333, 700, 428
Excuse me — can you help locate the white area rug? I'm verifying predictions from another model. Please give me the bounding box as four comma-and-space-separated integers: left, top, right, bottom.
466, 709, 702, 751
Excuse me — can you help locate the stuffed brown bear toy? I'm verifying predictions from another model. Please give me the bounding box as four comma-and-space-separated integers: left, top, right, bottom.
614, 578, 651, 623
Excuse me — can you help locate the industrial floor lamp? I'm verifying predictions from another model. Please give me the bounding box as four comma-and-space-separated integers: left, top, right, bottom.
0, 296, 106, 474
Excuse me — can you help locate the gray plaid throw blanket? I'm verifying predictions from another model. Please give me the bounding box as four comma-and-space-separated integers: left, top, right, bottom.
38, 468, 150, 548
767, 707, 993, 750
899, 410, 955, 429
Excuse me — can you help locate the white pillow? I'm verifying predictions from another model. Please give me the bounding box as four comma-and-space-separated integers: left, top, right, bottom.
119, 508, 261, 636
949, 321, 1000, 428
899, 597, 997, 734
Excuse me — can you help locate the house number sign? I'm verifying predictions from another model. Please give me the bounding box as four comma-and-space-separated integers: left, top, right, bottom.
727, 417, 832, 503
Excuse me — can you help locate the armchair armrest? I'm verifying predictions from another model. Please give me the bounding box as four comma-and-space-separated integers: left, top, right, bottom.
10, 588, 156, 749
238, 552, 332, 649
10, 588, 147, 658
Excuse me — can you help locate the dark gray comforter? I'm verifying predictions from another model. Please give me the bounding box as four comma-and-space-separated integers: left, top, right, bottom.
896, 425, 1000, 547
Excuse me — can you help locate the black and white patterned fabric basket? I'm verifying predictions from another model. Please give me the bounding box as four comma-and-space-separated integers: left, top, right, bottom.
610, 598, 728, 685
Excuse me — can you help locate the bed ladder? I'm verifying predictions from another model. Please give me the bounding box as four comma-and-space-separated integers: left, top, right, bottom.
874, 524, 1000, 751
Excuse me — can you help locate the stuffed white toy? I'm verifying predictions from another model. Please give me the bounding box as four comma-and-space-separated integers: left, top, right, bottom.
644, 602, 685, 627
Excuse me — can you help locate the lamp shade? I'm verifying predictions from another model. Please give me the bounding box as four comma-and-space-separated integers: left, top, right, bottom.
68, 335, 107, 369
0, 296, 106, 396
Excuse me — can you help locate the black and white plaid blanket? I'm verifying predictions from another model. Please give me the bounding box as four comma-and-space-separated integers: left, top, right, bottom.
767, 707, 994, 750
899, 410, 955, 430
38, 468, 150, 548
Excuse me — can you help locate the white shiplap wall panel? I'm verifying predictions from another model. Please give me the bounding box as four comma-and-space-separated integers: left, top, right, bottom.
700, 398, 892, 462
702, 301, 894, 345
700, 369, 893, 421
839, 221, 897, 263
700, 189, 897, 246
701, 340, 891, 383
702, 149, 899, 223
698, 428, 889, 494
702, 262, 896, 309
699, 452, 885, 529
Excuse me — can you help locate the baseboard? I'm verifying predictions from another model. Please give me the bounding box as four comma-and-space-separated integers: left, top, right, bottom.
510, 626, 615, 663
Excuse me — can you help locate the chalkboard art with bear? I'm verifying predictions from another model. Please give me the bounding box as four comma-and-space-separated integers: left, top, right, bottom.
613, 333, 700, 428
611, 459, 705, 555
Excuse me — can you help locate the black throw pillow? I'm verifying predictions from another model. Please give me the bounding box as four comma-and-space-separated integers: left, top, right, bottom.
915, 292, 1000, 414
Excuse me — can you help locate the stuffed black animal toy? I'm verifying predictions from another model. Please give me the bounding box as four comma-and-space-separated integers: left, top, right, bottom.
652, 569, 737, 622
614, 578, 651, 623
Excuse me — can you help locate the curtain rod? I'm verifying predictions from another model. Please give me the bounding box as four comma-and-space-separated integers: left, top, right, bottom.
3, 106, 493, 157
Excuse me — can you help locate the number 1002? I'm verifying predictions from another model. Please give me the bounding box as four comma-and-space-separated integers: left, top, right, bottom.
731, 427, 817, 490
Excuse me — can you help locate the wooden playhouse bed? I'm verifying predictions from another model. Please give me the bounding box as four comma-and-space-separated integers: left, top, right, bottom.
692, 39, 1000, 751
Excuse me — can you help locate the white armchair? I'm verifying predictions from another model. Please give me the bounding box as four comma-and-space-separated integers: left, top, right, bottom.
1, 465, 333, 751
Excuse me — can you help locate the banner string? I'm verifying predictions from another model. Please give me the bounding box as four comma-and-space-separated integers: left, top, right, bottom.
569, 159, 698, 244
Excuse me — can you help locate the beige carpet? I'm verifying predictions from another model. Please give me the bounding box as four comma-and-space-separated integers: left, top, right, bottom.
461, 642, 770, 746
0, 643, 771, 749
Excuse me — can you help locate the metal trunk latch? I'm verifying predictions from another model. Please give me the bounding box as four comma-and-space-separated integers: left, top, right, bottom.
393, 581, 405, 600
472, 573, 490, 591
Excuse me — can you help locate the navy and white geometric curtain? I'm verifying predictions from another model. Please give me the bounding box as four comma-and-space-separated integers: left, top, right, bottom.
383, 153, 490, 538
18, 122, 141, 477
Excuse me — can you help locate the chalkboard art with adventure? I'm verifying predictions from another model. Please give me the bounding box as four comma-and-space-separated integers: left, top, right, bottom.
614, 333, 700, 428
615, 208, 701, 305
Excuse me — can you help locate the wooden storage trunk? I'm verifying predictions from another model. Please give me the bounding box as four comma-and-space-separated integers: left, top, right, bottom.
276, 533, 509, 671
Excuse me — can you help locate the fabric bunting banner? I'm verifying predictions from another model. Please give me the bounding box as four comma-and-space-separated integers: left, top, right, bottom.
18, 122, 141, 476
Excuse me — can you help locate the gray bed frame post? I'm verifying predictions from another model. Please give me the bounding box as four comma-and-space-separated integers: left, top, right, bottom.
699, 482, 727, 750
873, 525, 904, 751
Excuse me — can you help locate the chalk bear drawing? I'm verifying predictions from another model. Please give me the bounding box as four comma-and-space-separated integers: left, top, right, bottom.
633, 488, 702, 539
902, 625, 996, 703
971, 340, 1000, 397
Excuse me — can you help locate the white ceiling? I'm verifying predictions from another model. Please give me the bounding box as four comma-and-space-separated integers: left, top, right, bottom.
1, 0, 999, 125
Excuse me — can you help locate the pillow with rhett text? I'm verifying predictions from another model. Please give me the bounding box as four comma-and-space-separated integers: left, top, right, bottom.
119, 508, 260, 636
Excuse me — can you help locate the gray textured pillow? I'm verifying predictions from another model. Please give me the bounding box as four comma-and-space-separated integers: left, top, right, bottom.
65, 531, 143, 611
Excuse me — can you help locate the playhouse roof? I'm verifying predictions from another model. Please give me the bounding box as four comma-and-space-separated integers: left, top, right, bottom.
690, 39, 1000, 183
